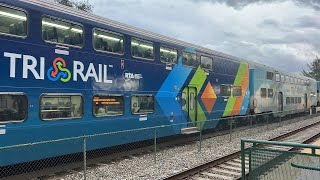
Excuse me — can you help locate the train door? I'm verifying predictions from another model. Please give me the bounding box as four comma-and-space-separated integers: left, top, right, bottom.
305, 93, 308, 109
182, 87, 198, 127
278, 92, 283, 112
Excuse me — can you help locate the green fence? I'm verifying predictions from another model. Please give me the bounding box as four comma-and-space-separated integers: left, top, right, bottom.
241, 139, 320, 180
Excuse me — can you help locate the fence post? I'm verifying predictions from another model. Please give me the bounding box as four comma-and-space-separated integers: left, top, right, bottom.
229, 118, 233, 142
154, 128, 157, 164
199, 130, 202, 152
83, 137, 87, 180
241, 139, 246, 180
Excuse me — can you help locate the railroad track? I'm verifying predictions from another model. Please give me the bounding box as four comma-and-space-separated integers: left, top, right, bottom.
164, 120, 320, 180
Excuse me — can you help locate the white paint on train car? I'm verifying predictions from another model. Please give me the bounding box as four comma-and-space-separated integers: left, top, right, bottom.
55, 49, 69, 55
0, 129, 6, 135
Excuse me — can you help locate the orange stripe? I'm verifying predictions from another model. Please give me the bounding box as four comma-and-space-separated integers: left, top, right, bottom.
231, 66, 249, 116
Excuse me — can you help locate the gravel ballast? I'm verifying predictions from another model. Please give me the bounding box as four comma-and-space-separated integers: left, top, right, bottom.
47, 115, 320, 180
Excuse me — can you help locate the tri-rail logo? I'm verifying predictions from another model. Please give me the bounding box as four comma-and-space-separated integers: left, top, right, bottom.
47, 57, 71, 82
3, 52, 113, 83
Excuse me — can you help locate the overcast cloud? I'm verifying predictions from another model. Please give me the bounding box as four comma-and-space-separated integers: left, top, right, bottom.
87, 0, 319, 73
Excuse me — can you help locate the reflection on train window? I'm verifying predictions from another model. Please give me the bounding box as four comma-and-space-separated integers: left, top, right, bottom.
182, 92, 187, 111
291, 97, 294, 104
268, 89, 273, 98
160, 46, 177, 64
298, 97, 301, 104
281, 75, 285, 83
233, 86, 242, 97
275, 73, 280, 82
131, 38, 154, 60
220, 85, 231, 97
190, 93, 195, 110
0, 93, 27, 123
131, 95, 154, 114
261, 88, 267, 98
42, 16, 83, 47
286, 75, 290, 83
182, 51, 197, 67
266, 71, 274, 80
40, 94, 83, 120
93, 95, 124, 117
200, 56, 213, 70
93, 29, 124, 54
286, 97, 290, 104
0, 5, 27, 37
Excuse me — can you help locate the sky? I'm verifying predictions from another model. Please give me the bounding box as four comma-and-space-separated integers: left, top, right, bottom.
87, 0, 319, 73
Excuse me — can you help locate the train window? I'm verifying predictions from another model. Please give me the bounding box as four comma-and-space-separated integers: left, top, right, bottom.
160, 46, 178, 64
40, 94, 83, 120
268, 89, 273, 98
291, 97, 294, 104
286, 75, 290, 83
281, 75, 285, 83
0, 93, 27, 123
93, 95, 124, 117
286, 97, 290, 104
233, 86, 242, 97
266, 71, 274, 80
131, 38, 154, 60
182, 92, 187, 111
190, 93, 195, 110
93, 29, 124, 55
0, 5, 27, 37
295, 97, 298, 104
294, 78, 297, 84
220, 85, 231, 97
275, 73, 280, 82
42, 16, 83, 47
131, 95, 154, 114
298, 97, 301, 103
261, 88, 267, 98
182, 51, 197, 67
200, 56, 213, 70
290, 77, 293, 84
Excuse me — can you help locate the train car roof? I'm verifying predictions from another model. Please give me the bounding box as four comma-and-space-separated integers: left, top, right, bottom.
20, 0, 315, 81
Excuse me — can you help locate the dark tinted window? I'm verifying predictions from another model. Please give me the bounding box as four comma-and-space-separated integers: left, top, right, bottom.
220, 85, 231, 97
233, 86, 242, 97
131, 95, 154, 114
42, 17, 83, 47
0, 5, 27, 37
160, 46, 177, 64
93, 95, 124, 117
200, 56, 213, 70
182, 51, 197, 67
131, 38, 154, 60
40, 94, 83, 120
0, 94, 27, 123
286, 97, 290, 104
266, 71, 274, 80
261, 88, 267, 98
93, 29, 124, 54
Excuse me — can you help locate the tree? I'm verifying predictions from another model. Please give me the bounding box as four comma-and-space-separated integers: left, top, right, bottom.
302, 57, 320, 81
55, 0, 93, 12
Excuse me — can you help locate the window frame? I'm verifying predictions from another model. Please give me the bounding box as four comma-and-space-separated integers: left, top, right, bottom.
200, 55, 213, 70
220, 84, 232, 97
159, 45, 178, 65
182, 51, 198, 67
232, 86, 242, 97
92, 94, 125, 117
92, 28, 125, 56
131, 94, 155, 115
261, 88, 267, 98
0, 92, 28, 124
39, 93, 84, 121
131, 37, 155, 61
0, 3, 28, 39
41, 15, 84, 48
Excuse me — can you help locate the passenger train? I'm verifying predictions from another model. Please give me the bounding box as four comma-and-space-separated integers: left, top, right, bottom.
0, 0, 318, 167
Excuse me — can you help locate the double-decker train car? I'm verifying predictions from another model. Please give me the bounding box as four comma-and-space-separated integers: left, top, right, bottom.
0, 0, 317, 167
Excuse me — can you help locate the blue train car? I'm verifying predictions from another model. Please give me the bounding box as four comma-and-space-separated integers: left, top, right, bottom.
0, 0, 317, 166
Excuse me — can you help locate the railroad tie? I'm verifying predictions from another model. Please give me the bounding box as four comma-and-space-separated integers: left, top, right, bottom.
201, 172, 233, 180
210, 168, 241, 176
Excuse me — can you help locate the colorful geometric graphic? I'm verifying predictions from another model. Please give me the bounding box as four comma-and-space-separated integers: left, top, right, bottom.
201, 82, 217, 114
